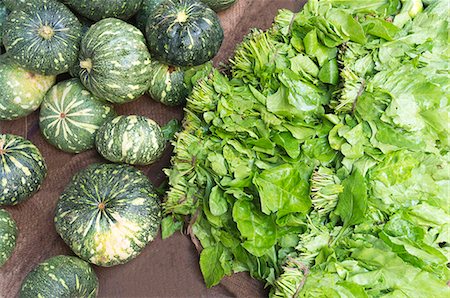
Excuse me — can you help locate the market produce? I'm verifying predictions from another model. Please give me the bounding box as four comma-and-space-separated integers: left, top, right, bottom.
39, 79, 117, 153
146, 0, 224, 66
164, 0, 450, 296
0, 55, 55, 120
0, 209, 17, 267
0, 134, 47, 206
95, 115, 177, 165
0, 1, 7, 44
19, 255, 98, 297
55, 163, 161, 267
3, 0, 82, 76
62, 0, 143, 21
201, 0, 236, 12
3, 0, 37, 11
148, 61, 213, 106
135, 0, 164, 32
76, 18, 152, 104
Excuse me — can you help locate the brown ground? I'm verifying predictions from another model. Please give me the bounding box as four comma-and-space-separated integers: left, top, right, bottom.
0, 1, 306, 297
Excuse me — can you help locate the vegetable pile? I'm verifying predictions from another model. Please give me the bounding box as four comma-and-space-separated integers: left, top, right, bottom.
164, 0, 450, 296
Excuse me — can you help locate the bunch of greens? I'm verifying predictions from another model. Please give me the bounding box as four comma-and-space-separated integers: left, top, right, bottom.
163, 0, 450, 296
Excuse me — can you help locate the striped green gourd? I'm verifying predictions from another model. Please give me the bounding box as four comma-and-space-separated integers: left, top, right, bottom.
76, 18, 152, 104
3, 0, 82, 75
95, 115, 166, 165
0, 209, 17, 267
148, 60, 213, 106
62, 0, 143, 21
135, 0, 164, 32
39, 79, 116, 154
146, 0, 224, 66
54, 163, 161, 267
0, 55, 55, 120
19, 255, 98, 297
201, 0, 236, 11
0, 134, 47, 206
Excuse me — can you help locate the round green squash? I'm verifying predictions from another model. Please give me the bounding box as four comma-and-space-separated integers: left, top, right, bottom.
95, 115, 166, 165
3, 0, 82, 75
39, 79, 117, 154
19, 255, 98, 298
146, 0, 224, 66
54, 163, 161, 267
135, 0, 164, 32
201, 0, 236, 11
63, 0, 143, 21
76, 18, 152, 104
0, 209, 17, 267
0, 55, 56, 120
148, 61, 212, 106
0, 1, 8, 44
0, 134, 47, 206
3, 0, 38, 11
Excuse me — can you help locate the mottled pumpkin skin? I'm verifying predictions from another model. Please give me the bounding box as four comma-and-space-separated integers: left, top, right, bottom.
0, 1, 8, 44
146, 0, 224, 66
0, 209, 17, 267
55, 163, 161, 267
63, 0, 143, 21
135, 0, 164, 32
0, 134, 47, 206
3, 0, 38, 11
3, 0, 82, 75
0, 55, 55, 120
19, 255, 98, 298
76, 18, 152, 104
39, 79, 117, 153
201, 0, 236, 11
95, 115, 165, 165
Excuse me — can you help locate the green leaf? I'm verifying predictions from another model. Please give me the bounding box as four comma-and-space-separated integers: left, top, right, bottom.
209, 186, 228, 216
326, 9, 367, 44
318, 58, 339, 85
161, 216, 183, 239
200, 245, 226, 287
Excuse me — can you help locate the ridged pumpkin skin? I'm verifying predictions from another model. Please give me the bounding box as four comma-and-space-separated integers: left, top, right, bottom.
0, 209, 17, 267
201, 0, 236, 11
3, 0, 82, 75
148, 61, 212, 106
95, 115, 165, 165
63, 0, 143, 21
135, 0, 163, 32
55, 163, 161, 267
39, 79, 117, 153
0, 134, 47, 206
146, 0, 224, 66
0, 56, 55, 120
19, 255, 98, 297
77, 18, 152, 104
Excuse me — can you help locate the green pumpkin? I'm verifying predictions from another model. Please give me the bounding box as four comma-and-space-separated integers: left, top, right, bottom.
135, 0, 164, 32
146, 0, 224, 66
19, 255, 98, 297
55, 163, 161, 267
0, 209, 17, 267
0, 55, 55, 120
0, 1, 8, 43
76, 18, 152, 104
201, 0, 236, 11
0, 134, 47, 206
148, 61, 213, 106
63, 0, 143, 21
95, 115, 166, 165
3, 0, 82, 75
3, 0, 38, 11
39, 79, 117, 154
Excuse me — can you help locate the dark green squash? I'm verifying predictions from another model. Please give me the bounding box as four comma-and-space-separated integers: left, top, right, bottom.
3, 0, 82, 75
135, 0, 164, 32
0, 208, 17, 267
146, 0, 224, 66
0, 134, 47, 206
95, 115, 166, 165
19, 255, 98, 297
76, 18, 152, 104
0, 55, 56, 120
63, 0, 143, 21
201, 0, 236, 11
54, 163, 161, 267
0, 1, 8, 44
3, 0, 39, 11
39, 79, 117, 153
148, 60, 213, 106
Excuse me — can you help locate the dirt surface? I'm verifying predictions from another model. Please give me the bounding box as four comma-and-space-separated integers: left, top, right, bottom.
0, 1, 306, 297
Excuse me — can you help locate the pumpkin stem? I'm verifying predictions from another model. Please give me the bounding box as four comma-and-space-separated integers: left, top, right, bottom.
176, 11, 188, 23
80, 58, 93, 73
38, 25, 55, 40
98, 202, 106, 211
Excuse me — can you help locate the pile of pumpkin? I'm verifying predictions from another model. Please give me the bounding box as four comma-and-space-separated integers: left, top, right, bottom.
0, 0, 234, 295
